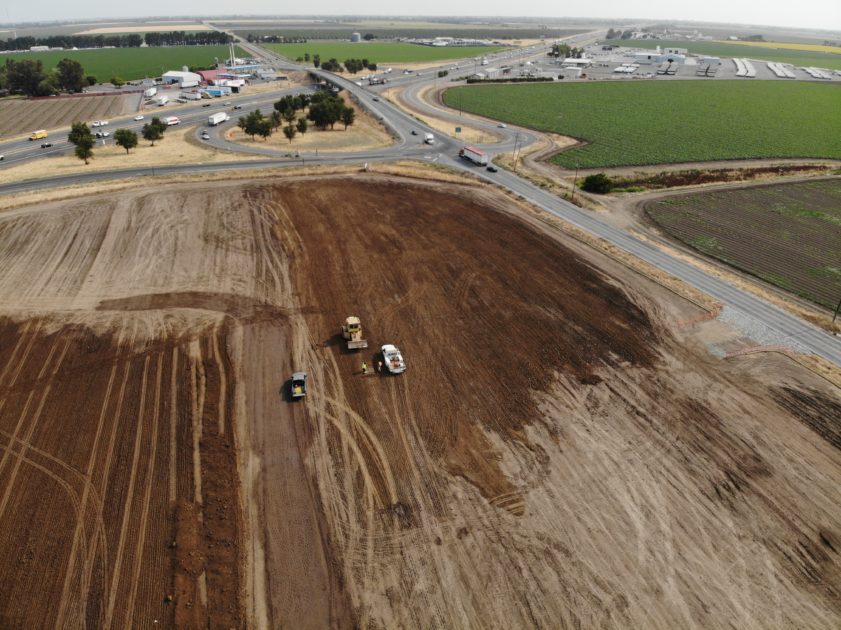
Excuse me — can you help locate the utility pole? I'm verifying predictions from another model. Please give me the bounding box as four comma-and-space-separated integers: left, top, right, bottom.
571, 160, 579, 203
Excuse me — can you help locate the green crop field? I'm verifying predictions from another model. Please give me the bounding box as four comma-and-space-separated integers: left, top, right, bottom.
623, 39, 841, 71
265, 42, 508, 64
645, 179, 841, 308
443, 81, 841, 168
0, 46, 240, 82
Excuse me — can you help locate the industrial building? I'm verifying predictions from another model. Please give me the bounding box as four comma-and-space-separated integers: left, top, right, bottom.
161, 70, 202, 85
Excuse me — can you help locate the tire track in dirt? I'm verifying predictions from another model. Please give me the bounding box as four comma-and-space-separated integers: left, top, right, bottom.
55, 341, 123, 630
103, 354, 150, 630
123, 352, 163, 625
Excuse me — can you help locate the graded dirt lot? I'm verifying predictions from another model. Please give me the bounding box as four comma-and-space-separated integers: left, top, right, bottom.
0, 175, 840, 629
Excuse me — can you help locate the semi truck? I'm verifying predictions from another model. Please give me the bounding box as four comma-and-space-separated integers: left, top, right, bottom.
143, 87, 157, 98
459, 146, 489, 165
156, 95, 169, 106
208, 112, 230, 126
424, 133, 435, 145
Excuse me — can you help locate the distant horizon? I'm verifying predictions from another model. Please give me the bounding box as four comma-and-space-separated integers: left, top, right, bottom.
0, 12, 839, 34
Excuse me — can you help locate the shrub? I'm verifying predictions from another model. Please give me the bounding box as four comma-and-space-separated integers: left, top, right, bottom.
581, 173, 613, 194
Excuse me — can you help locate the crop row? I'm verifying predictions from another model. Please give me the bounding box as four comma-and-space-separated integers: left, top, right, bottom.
645, 180, 841, 308
444, 81, 841, 168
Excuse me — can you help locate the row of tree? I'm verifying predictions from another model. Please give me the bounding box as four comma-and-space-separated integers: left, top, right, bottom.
307, 55, 378, 73
1, 58, 95, 96
0, 31, 231, 51
605, 29, 634, 40
548, 44, 584, 58
66, 118, 170, 165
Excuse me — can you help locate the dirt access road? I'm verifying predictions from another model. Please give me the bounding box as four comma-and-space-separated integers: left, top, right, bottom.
0, 175, 840, 628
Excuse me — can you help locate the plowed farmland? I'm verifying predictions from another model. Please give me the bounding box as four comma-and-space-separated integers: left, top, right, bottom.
1, 176, 840, 629
0, 94, 130, 139
645, 178, 841, 309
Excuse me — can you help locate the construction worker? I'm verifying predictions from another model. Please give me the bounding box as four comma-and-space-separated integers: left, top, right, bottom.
362, 361, 368, 375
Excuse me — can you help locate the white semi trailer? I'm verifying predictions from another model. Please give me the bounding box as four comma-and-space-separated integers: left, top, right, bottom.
459, 146, 489, 165
208, 112, 231, 126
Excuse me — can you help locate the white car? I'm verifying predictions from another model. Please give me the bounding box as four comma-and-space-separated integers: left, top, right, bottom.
95, 130, 110, 138
497, 123, 507, 128
134, 115, 145, 121
201, 132, 210, 140
92, 120, 109, 127
381, 344, 406, 374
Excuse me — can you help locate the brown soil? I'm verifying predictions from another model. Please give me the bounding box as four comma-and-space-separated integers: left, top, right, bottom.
0, 175, 840, 629
0, 95, 132, 140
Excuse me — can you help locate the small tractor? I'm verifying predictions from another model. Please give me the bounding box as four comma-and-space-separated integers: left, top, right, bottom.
342, 316, 368, 350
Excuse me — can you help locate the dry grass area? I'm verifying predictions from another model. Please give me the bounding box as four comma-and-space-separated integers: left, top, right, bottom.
0, 125, 264, 186
2, 173, 840, 629
0, 95, 131, 140
384, 84, 499, 144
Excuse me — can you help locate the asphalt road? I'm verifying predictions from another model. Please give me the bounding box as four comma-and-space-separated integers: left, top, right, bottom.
3, 33, 840, 369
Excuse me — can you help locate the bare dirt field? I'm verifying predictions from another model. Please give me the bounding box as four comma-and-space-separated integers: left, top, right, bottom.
0, 175, 840, 628
0, 95, 132, 140
74, 24, 212, 34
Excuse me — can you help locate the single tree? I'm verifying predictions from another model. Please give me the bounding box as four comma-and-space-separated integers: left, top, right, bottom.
67, 121, 93, 146
142, 121, 164, 146
75, 143, 94, 165
110, 75, 125, 87
341, 106, 355, 130
296, 117, 308, 135
270, 110, 283, 130
67, 121, 95, 164
256, 118, 273, 141
114, 128, 138, 154
282, 107, 296, 124
86, 75, 97, 86
313, 54, 321, 68
283, 124, 297, 143
56, 58, 85, 93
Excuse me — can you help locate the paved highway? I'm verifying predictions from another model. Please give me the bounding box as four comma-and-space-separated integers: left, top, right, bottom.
2, 33, 840, 369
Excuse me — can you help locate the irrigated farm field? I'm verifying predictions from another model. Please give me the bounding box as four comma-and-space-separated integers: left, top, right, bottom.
444, 81, 841, 168
1, 175, 840, 629
645, 178, 841, 309
0, 46, 239, 82
0, 94, 129, 138
265, 41, 507, 64
627, 39, 841, 70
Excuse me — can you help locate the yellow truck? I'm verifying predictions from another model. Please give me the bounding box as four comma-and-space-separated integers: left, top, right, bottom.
342, 316, 368, 350
29, 130, 48, 141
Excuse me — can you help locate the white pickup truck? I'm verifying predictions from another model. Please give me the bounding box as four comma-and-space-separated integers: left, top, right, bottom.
381, 344, 406, 374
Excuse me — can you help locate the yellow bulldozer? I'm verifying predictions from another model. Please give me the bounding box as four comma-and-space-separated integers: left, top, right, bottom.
342, 316, 368, 350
